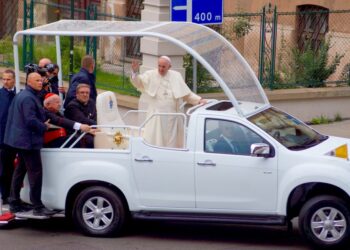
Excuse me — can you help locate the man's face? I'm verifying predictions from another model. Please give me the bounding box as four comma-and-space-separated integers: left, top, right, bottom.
2, 73, 15, 90
76, 86, 90, 104
221, 124, 234, 139
27, 73, 43, 91
158, 58, 171, 76
47, 97, 62, 112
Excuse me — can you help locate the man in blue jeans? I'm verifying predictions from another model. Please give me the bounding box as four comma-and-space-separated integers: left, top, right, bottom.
4, 72, 56, 216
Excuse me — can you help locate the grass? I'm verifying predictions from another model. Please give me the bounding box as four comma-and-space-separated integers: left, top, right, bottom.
309, 113, 343, 125
95, 70, 140, 96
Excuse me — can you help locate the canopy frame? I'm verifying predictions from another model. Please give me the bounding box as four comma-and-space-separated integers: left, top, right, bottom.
13, 20, 270, 117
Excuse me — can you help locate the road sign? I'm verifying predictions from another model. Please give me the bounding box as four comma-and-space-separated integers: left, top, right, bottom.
170, 0, 223, 25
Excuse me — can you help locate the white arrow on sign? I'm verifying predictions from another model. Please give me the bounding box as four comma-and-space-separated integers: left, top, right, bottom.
172, 0, 192, 22
173, 5, 187, 11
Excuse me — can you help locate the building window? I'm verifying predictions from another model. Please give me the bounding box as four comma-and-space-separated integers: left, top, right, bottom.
296, 5, 329, 51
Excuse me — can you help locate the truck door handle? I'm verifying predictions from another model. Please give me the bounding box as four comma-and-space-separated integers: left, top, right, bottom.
197, 160, 216, 167
134, 156, 153, 162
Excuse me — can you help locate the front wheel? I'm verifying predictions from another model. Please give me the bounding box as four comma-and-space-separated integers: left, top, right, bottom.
72, 186, 127, 237
299, 195, 350, 249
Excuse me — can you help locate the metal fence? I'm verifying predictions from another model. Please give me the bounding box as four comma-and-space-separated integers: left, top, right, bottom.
1, 3, 350, 92
222, 6, 350, 89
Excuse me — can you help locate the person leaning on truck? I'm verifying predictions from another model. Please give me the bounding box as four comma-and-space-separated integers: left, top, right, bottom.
4, 72, 56, 216
43, 93, 92, 148
0, 69, 16, 204
64, 84, 97, 148
130, 56, 207, 148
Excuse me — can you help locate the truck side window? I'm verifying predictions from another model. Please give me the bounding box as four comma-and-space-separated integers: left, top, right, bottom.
204, 119, 265, 155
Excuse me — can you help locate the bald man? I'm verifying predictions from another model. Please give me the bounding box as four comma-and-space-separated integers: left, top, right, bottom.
4, 72, 56, 216
131, 56, 206, 148
38, 58, 51, 68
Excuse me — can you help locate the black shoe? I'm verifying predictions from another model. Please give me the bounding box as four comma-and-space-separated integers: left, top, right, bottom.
2, 198, 9, 205
20, 202, 34, 210
33, 207, 56, 216
9, 204, 32, 213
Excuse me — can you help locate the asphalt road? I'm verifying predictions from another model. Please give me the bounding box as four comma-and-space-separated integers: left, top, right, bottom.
0, 217, 310, 250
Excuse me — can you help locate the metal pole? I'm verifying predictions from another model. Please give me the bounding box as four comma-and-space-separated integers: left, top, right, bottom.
22, 0, 28, 69
69, 0, 74, 84
192, 57, 197, 93
55, 36, 63, 99
258, 6, 266, 84
270, 5, 278, 89
13, 39, 21, 92
93, 4, 97, 75
29, 0, 34, 63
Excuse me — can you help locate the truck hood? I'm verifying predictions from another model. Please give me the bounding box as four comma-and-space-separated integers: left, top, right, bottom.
304, 135, 350, 160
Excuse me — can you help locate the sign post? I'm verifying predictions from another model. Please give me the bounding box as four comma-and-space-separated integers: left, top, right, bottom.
170, 0, 223, 25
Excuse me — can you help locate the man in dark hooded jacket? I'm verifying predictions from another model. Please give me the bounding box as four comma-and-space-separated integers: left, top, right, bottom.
64, 55, 96, 108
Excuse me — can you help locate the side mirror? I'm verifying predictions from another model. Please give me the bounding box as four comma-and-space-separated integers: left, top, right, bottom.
251, 143, 271, 158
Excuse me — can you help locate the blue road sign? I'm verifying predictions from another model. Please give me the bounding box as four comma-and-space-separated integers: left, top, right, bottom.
171, 0, 223, 25
171, 0, 187, 22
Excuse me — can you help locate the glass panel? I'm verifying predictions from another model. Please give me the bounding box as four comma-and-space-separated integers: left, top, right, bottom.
248, 107, 328, 150
205, 119, 265, 155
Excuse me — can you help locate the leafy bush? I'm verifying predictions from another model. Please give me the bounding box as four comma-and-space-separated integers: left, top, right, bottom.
232, 16, 252, 39
183, 54, 215, 92
310, 115, 332, 125
0, 36, 15, 66
33, 37, 86, 79
334, 113, 343, 122
283, 39, 344, 88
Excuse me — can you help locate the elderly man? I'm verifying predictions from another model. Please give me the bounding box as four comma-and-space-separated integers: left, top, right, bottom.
4, 72, 56, 216
64, 84, 97, 148
131, 56, 206, 148
43, 93, 91, 147
0, 69, 16, 204
64, 55, 96, 108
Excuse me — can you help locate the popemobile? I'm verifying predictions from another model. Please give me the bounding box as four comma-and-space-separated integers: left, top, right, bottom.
1, 20, 350, 249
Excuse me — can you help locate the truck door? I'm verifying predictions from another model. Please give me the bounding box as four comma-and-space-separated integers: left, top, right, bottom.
195, 117, 278, 212
131, 139, 195, 208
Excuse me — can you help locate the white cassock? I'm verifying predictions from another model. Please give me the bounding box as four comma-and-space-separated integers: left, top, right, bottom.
131, 69, 201, 148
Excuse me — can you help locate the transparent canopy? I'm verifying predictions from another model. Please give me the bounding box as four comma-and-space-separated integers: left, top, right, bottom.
13, 20, 269, 117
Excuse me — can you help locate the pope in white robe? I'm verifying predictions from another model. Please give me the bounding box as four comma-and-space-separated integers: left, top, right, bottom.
131, 56, 205, 148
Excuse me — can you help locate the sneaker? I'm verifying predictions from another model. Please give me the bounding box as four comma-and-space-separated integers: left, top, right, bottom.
33, 207, 57, 216
2, 198, 9, 205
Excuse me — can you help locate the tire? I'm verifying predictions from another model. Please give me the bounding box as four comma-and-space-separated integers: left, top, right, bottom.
72, 186, 127, 237
299, 195, 350, 249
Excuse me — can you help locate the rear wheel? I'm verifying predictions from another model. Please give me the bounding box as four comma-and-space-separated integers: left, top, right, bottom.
299, 195, 350, 249
72, 186, 127, 237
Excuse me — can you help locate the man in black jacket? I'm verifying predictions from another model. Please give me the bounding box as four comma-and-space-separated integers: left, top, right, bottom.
0, 69, 16, 204
43, 93, 91, 148
5, 72, 55, 216
64, 84, 97, 148
64, 55, 96, 108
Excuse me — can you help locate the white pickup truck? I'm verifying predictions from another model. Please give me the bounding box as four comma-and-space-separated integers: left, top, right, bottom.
12, 20, 350, 249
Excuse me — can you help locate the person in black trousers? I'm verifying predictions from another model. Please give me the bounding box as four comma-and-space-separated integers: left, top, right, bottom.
4, 72, 55, 216
0, 69, 16, 204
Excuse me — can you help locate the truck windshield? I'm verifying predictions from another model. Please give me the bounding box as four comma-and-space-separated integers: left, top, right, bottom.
248, 107, 328, 150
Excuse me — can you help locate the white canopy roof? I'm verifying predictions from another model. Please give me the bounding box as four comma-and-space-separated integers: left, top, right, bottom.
13, 20, 269, 117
